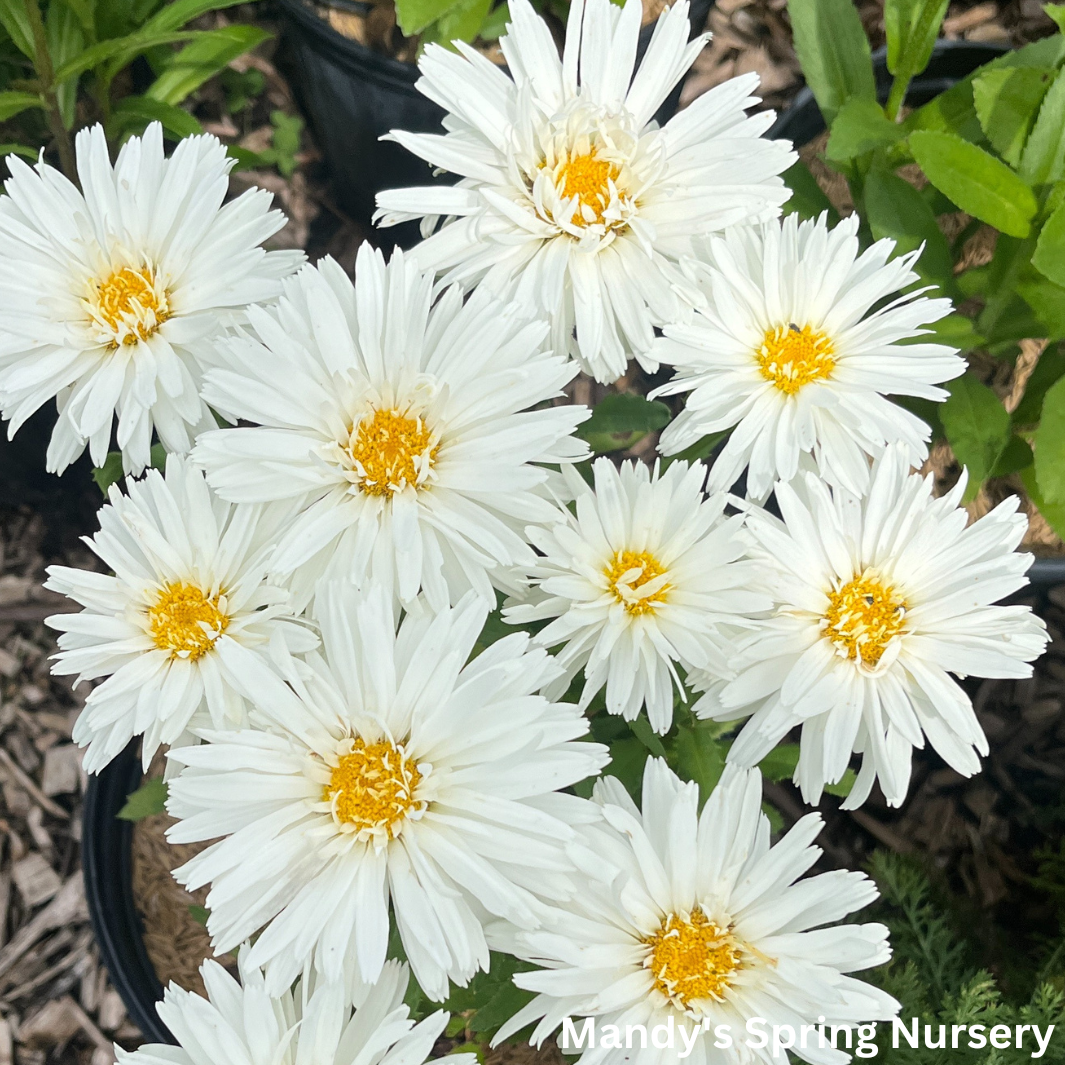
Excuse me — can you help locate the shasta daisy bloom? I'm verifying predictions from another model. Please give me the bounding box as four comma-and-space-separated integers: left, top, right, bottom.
490, 758, 899, 1065
373, 0, 795, 384
165, 583, 609, 1000
651, 213, 965, 500
192, 246, 589, 611
118, 952, 472, 1065
44, 455, 315, 774
0, 122, 301, 475
504, 458, 768, 734
694, 446, 1048, 810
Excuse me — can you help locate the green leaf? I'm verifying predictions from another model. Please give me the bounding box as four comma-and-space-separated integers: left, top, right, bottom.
1034, 201, 1065, 288
1045, 1, 1065, 32
447, 1045, 484, 1064
47, 1, 85, 128
780, 160, 839, 223
628, 714, 667, 757
661, 430, 728, 468
1034, 375, 1065, 504
421, 0, 492, 45
478, 1, 508, 38
0, 90, 40, 121
1022, 462, 1065, 540
576, 392, 671, 453
909, 130, 1038, 238
939, 373, 1011, 496
146, 25, 270, 106
863, 167, 954, 289
991, 434, 1034, 477
92, 451, 125, 495
258, 109, 302, 178
0, 144, 40, 160
188, 904, 209, 926
826, 98, 905, 162
112, 94, 203, 138
395, 0, 464, 36
973, 66, 1054, 168
758, 744, 800, 783
884, 0, 949, 80
675, 725, 725, 808
788, 0, 876, 126
139, 0, 248, 35
1015, 272, 1065, 340
605, 737, 647, 798
117, 776, 168, 821
1020, 67, 1065, 187
905, 35, 1063, 143
0, 0, 35, 58
823, 768, 857, 798
1014, 345, 1065, 425
52, 29, 196, 85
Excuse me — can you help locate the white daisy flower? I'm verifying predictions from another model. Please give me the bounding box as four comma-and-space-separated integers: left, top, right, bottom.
192, 246, 589, 611
0, 122, 301, 475
373, 0, 795, 384
651, 213, 966, 500
490, 758, 899, 1065
504, 458, 768, 734
165, 583, 609, 1000
118, 952, 470, 1065
694, 445, 1048, 810
44, 455, 315, 774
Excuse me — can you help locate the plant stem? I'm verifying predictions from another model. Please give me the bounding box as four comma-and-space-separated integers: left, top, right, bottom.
885, 74, 910, 123
22, 0, 77, 185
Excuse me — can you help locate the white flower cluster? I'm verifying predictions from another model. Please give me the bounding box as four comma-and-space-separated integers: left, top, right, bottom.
2, 0, 1047, 1061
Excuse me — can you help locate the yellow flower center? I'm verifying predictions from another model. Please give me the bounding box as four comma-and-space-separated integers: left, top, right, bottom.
757, 323, 835, 395
91, 266, 170, 346
605, 549, 669, 616
348, 408, 437, 496
148, 582, 228, 661
823, 571, 908, 669
325, 738, 423, 835
558, 151, 621, 228
644, 911, 741, 1007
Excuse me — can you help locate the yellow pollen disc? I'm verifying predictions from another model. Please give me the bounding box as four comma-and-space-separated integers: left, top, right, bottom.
325, 739, 422, 835
605, 549, 669, 616
824, 571, 907, 668
558, 151, 620, 227
93, 266, 170, 345
148, 582, 228, 661
348, 408, 437, 496
644, 911, 741, 1006
756, 323, 835, 395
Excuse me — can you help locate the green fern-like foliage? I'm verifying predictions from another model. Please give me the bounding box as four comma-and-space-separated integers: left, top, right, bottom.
865, 852, 1065, 1063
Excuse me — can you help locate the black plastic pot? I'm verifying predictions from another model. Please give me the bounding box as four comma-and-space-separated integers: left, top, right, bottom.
82, 742, 173, 1044
767, 40, 1065, 597
277, 0, 712, 244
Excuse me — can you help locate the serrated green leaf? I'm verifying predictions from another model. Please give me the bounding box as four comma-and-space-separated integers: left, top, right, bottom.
863, 167, 954, 289
1020, 67, 1065, 187
910, 130, 1038, 238
117, 776, 168, 821
0, 90, 40, 121
1014, 346, 1065, 425
675, 725, 725, 808
605, 737, 647, 798
758, 743, 801, 783
826, 98, 904, 163
1034, 201, 1065, 288
1022, 462, 1065, 540
576, 392, 671, 453
780, 160, 839, 223
940, 373, 1011, 497
420, 0, 492, 46
146, 25, 270, 106
788, 0, 876, 126
112, 94, 203, 138
1034, 375, 1065, 504
973, 66, 1054, 168
884, 0, 949, 80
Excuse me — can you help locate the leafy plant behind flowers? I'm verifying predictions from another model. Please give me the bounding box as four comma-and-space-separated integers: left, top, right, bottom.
786, 0, 1065, 530
0, 0, 270, 178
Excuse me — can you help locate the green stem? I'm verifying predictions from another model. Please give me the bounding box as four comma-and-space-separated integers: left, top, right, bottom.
23, 0, 77, 185
885, 73, 911, 123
